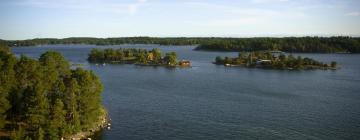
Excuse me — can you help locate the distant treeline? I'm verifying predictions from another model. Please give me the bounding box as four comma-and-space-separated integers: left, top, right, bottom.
5, 37, 205, 46
196, 37, 360, 53
0, 44, 105, 139
3, 36, 360, 53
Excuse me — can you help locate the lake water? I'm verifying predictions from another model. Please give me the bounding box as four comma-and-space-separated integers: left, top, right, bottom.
12, 45, 360, 140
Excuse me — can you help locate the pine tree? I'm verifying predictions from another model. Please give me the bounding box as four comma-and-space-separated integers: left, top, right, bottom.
72, 68, 103, 130
1, 50, 104, 139
35, 127, 44, 140
63, 78, 81, 135
10, 126, 25, 140
0, 45, 16, 128
39, 51, 70, 78
151, 48, 162, 64
39, 51, 70, 104
15, 56, 49, 130
48, 99, 66, 140
24, 136, 33, 140
24, 82, 49, 131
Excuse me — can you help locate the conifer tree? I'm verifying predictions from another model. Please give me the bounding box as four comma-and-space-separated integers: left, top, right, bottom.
48, 99, 66, 139
0, 45, 16, 128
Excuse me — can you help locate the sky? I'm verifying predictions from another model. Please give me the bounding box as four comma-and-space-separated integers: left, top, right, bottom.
0, 0, 360, 40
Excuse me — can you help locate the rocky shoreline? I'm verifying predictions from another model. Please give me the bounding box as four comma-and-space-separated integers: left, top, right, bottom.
66, 107, 110, 140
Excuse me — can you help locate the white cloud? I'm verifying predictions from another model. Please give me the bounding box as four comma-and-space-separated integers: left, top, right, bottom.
345, 12, 360, 17
16, 0, 148, 15
251, 0, 289, 4
206, 18, 262, 27
185, 1, 306, 20
128, 0, 148, 15
185, 2, 281, 17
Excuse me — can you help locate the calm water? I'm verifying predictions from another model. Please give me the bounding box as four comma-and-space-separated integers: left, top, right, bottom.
12, 45, 360, 140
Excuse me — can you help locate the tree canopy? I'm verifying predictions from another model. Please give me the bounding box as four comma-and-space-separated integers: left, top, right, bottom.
214, 51, 338, 70
5, 36, 360, 53
88, 48, 186, 67
196, 37, 360, 53
0, 44, 105, 140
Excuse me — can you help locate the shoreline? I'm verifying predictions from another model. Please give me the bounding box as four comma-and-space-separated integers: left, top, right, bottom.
91, 62, 191, 68
67, 107, 110, 140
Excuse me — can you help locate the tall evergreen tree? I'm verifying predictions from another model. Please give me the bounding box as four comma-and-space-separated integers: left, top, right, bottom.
35, 127, 44, 140
63, 78, 81, 135
0, 45, 16, 128
48, 99, 66, 139
10, 126, 25, 140
1, 49, 105, 139
72, 68, 103, 130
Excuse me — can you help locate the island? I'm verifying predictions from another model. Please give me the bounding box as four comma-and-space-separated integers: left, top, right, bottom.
88, 48, 191, 67
0, 44, 108, 140
214, 51, 338, 70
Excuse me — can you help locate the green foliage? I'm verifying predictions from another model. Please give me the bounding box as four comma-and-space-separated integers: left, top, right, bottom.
35, 127, 44, 140
138, 51, 147, 64
63, 78, 81, 135
195, 37, 360, 53
13, 56, 49, 131
164, 52, 177, 66
215, 51, 337, 70
88, 48, 141, 63
0, 49, 104, 139
0, 43, 10, 52
0, 44, 16, 128
88, 48, 183, 66
7, 37, 360, 53
10, 127, 25, 140
331, 61, 337, 68
151, 48, 162, 64
39, 51, 71, 77
88, 48, 104, 62
48, 99, 65, 140
72, 68, 103, 130
24, 136, 32, 140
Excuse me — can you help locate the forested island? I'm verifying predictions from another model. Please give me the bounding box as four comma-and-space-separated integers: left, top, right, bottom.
3, 36, 360, 53
0, 43, 107, 140
88, 48, 191, 67
214, 51, 338, 70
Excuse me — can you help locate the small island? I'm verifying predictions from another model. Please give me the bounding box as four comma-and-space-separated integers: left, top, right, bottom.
214, 51, 338, 70
88, 48, 191, 67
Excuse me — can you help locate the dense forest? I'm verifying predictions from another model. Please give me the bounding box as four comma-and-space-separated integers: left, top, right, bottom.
6, 37, 205, 46
0, 43, 105, 139
196, 37, 360, 53
88, 48, 190, 67
4, 36, 360, 53
214, 51, 337, 70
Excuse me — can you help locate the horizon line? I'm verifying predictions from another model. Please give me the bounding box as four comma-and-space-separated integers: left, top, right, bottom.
2, 35, 360, 41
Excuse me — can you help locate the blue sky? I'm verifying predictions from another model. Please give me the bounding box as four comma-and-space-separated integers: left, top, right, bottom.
0, 0, 359, 40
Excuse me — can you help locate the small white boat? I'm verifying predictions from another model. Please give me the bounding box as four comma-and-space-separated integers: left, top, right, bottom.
103, 63, 106, 66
